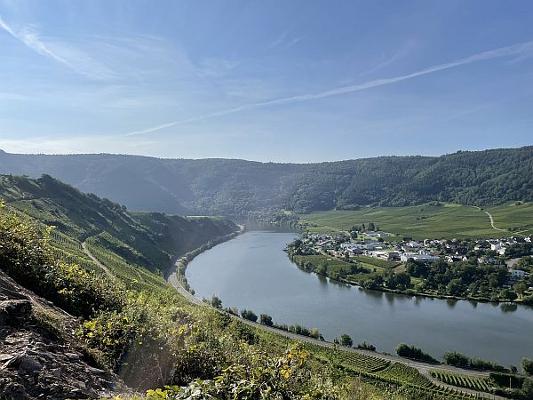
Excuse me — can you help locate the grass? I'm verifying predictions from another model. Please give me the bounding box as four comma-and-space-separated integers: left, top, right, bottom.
301, 202, 533, 239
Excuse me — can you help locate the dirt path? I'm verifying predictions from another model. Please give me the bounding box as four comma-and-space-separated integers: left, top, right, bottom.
484, 210, 507, 232
81, 239, 115, 280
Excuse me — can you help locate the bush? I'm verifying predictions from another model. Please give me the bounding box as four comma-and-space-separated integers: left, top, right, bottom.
396, 344, 438, 364
489, 372, 525, 389
260, 313, 273, 326
444, 351, 508, 372
444, 352, 470, 368
357, 342, 376, 351
0, 205, 122, 318
240, 309, 258, 322
524, 358, 533, 376
210, 295, 222, 309
339, 334, 353, 347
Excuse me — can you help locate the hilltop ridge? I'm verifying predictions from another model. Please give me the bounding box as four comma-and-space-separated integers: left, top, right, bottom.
0, 146, 531, 216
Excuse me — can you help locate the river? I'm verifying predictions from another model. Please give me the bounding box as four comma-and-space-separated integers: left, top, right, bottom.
186, 230, 533, 366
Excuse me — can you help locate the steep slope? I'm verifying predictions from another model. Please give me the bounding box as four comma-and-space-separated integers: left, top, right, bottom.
0, 146, 532, 215
0, 174, 238, 290
0, 270, 125, 399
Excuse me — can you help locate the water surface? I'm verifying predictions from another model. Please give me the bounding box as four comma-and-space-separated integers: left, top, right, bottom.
186, 231, 533, 366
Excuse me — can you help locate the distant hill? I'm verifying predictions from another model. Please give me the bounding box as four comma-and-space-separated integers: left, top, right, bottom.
0, 146, 531, 215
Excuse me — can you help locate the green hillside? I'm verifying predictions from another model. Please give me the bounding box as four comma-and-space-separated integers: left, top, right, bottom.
0, 146, 532, 216
0, 174, 238, 290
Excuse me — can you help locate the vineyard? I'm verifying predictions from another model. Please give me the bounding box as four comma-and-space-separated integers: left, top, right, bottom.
334, 349, 391, 372
307, 344, 488, 400
85, 237, 168, 291
431, 370, 494, 393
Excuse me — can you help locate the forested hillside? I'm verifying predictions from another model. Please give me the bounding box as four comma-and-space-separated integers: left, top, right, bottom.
0, 146, 531, 216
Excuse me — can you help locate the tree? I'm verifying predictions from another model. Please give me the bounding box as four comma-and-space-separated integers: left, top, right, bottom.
514, 282, 528, 299
500, 288, 518, 301
444, 352, 470, 368
524, 358, 533, 376
397, 344, 438, 364
240, 309, 258, 322
260, 314, 273, 326
446, 279, 464, 297
522, 378, 533, 399
309, 328, 321, 340
210, 295, 222, 309
339, 334, 353, 347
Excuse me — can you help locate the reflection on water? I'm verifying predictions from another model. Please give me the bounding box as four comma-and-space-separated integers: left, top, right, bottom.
186, 231, 533, 366
501, 303, 518, 313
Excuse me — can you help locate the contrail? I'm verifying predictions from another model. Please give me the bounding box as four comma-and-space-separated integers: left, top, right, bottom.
125, 40, 533, 136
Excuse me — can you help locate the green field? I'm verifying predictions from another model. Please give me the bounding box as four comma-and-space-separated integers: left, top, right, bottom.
301, 202, 533, 239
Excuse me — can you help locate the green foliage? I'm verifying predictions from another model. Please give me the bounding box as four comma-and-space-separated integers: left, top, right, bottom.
338, 334, 353, 347
524, 358, 533, 376
0, 203, 122, 318
396, 344, 438, 364
240, 309, 258, 322
444, 351, 508, 372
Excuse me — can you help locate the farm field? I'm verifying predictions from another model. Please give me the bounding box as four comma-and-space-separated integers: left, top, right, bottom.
300, 202, 533, 239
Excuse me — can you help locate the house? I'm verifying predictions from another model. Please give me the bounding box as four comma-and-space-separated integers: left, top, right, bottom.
401, 253, 440, 263
510, 269, 529, 279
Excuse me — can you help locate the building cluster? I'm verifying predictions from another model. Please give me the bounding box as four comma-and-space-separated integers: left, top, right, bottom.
301, 232, 532, 278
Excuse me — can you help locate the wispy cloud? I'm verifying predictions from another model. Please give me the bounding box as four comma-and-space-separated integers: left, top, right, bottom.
0, 15, 116, 80
125, 39, 533, 137
269, 31, 303, 49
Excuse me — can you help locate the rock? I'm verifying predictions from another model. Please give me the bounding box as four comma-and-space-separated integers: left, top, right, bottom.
0, 353, 14, 362
3, 354, 43, 373
0, 300, 32, 325
0, 381, 28, 400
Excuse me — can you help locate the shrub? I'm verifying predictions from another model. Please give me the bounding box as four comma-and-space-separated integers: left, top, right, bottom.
396, 344, 438, 364
240, 309, 258, 322
524, 358, 533, 376
339, 334, 353, 347
260, 313, 273, 326
357, 342, 376, 351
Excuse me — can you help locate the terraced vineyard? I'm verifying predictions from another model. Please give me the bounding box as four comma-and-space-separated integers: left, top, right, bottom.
85, 238, 168, 291
334, 350, 391, 372
431, 370, 494, 393
318, 348, 483, 400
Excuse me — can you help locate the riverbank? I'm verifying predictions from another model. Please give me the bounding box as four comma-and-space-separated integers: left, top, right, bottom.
165, 234, 510, 400
165, 224, 245, 297
288, 251, 533, 306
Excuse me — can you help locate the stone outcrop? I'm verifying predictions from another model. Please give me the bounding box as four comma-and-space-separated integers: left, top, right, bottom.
0, 271, 124, 399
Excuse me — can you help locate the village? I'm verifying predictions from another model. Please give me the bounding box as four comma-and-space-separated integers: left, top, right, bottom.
298, 227, 533, 282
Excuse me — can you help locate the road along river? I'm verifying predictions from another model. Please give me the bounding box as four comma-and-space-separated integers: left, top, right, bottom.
186, 230, 533, 367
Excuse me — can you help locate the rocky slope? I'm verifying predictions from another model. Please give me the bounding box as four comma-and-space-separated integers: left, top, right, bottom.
0, 271, 125, 399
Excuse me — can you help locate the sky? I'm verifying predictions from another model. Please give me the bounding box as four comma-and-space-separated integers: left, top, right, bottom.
1, 1, 533, 162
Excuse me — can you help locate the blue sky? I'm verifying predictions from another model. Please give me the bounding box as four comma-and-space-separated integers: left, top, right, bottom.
1, 0, 533, 162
